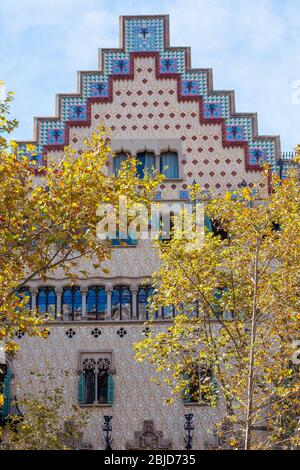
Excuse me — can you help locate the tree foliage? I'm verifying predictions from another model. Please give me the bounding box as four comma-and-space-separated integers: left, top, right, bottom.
135, 165, 300, 450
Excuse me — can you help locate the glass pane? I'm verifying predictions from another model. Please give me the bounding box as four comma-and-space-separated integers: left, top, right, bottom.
137, 152, 155, 178
74, 289, 82, 320
97, 289, 107, 320
111, 289, 120, 320
17, 288, 31, 309
37, 289, 47, 314
47, 288, 56, 317
62, 288, 73, 320
97, 372, 108, 403
87, 288, 97, 320
113, 152, 127, 175
85, 369, 95, 404
160, 152, 179, 178
138, 288, 147, 320
121, 288, 132, 320
162, 305, 175, 319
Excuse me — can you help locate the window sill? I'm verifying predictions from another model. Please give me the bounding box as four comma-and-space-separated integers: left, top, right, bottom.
79, 404, 113, 408
163, 178, 184, 182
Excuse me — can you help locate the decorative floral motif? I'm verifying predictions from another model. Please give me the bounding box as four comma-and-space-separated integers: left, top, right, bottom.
69, 105, 87, 121
226, 125, 244, 142
15, 330, 25, 339
182, 80, 199, 96
249, 149, 267, 165
204, 103, 222, 119
91, 82, 108, 97
48, 129, 65, 145
160, 58, 177, 73
117, 327, 127, 338
91, 328, 101, 338
133, 26, 156, 51
112, 59, 130, 75
65, 328, 76, 338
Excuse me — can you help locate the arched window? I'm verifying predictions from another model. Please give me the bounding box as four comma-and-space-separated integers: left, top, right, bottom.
137, 286, 155, 320
78, 355, 114, 406
16, 287, 32, 310
113, 152, 128, 175
37, 287, 56, 318
87, 286, 107, 320
62, 286, 82, 321
136, 151, 155, 178
160, 151, 179, 179
111, 286, 132, 320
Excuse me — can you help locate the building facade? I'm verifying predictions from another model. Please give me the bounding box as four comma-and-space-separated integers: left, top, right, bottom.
1, 15, 291, 450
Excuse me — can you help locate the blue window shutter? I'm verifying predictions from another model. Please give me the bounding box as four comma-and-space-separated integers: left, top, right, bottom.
2, 368, 12, 417
107, 374, 114, 404
204, 216, 212, 232
78, 373, 86, 405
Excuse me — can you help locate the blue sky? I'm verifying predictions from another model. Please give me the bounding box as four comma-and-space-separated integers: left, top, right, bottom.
0, 0, 299, 151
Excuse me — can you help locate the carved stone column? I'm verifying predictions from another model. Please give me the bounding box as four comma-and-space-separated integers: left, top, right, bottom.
81, 287, 88, 320
105, 286, 113, 320
130, 285, 139, 319
55, 287, 63, 320
30, 287, 38, 311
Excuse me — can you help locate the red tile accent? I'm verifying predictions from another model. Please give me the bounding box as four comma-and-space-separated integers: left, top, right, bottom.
231, 171, 237, 176
132, 102, 137, 107
213, 135, 219, 140
214, 159, 220, 164
159, 113, 164, 118
180, 112, 186, 118
168, 90, 174, 95
132, 125, 137, 130
215, 183, 221, 189
192, 136, 197, 141
72, 138, 78, 143
187, 172, 193, 177
137, 67, 143, 73
164, 101, 169, 106
226, 183, 232, 188
181, 136, 186, 141
203, 159, 209, 164
220, 171, 226, 176
186, 124, 192, 129
121, 102, 127, 108
197, 147, 203, 153
142, 79, 148, 84
121, 125, 127, 130
142, 101, 148, 107
191, 112, 197, 118
186, 148, 192, 153
147, 90, 153, 95
116, 91, 121, 96
181, 160, 187, 165
147, 68, 153, 73
236, 158, 242, 164
153, 125, 159, 130
94, 114, 100, 120
137, 91, 143, 96
137, 113, 143, 118
209, 147, 214, 153
169, 113, 175, 118
126, 114, 132, 119
158, 90, 164, 95
143, 125, 148, 130
209, 171, 215, 177
192, 159, 198, 165
225, 159, 231, 164
148, 113, 153, 119
175, 124, 181, 129
105, 114, 111, 119
203, 135, 208, 141
198, 171, 204, 177
116, 114, 122, 119
171, 184, 177, 189
153, 101, 159, 107
204, 183, 210, 189
126, 91, 132, 96
164, 124, 170, 129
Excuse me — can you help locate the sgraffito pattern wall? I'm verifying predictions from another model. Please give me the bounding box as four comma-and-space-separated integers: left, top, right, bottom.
12, 323, 224, 450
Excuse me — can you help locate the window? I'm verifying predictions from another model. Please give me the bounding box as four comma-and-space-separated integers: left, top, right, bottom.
111, 286, 132, 320
111, 230, 138, 247
211, 220, 228, 240
113, 152, 128, 175
37, 287, 56, 318
136, 152, 156, 178
183, 366, 217, 405
137, 286, 155, 320
62, 286, 82, 321
162, 305, 176, 319
16, 287, 31, 310
87, 286, 107, 320
160, 151, 179, 179
78, 354, 114, 406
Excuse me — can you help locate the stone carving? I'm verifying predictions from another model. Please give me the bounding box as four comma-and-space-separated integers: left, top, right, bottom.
126, 420, 172, 450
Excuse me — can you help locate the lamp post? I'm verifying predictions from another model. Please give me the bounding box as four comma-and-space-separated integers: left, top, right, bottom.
184, 413, 194, 450
103, 415, 113, 450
